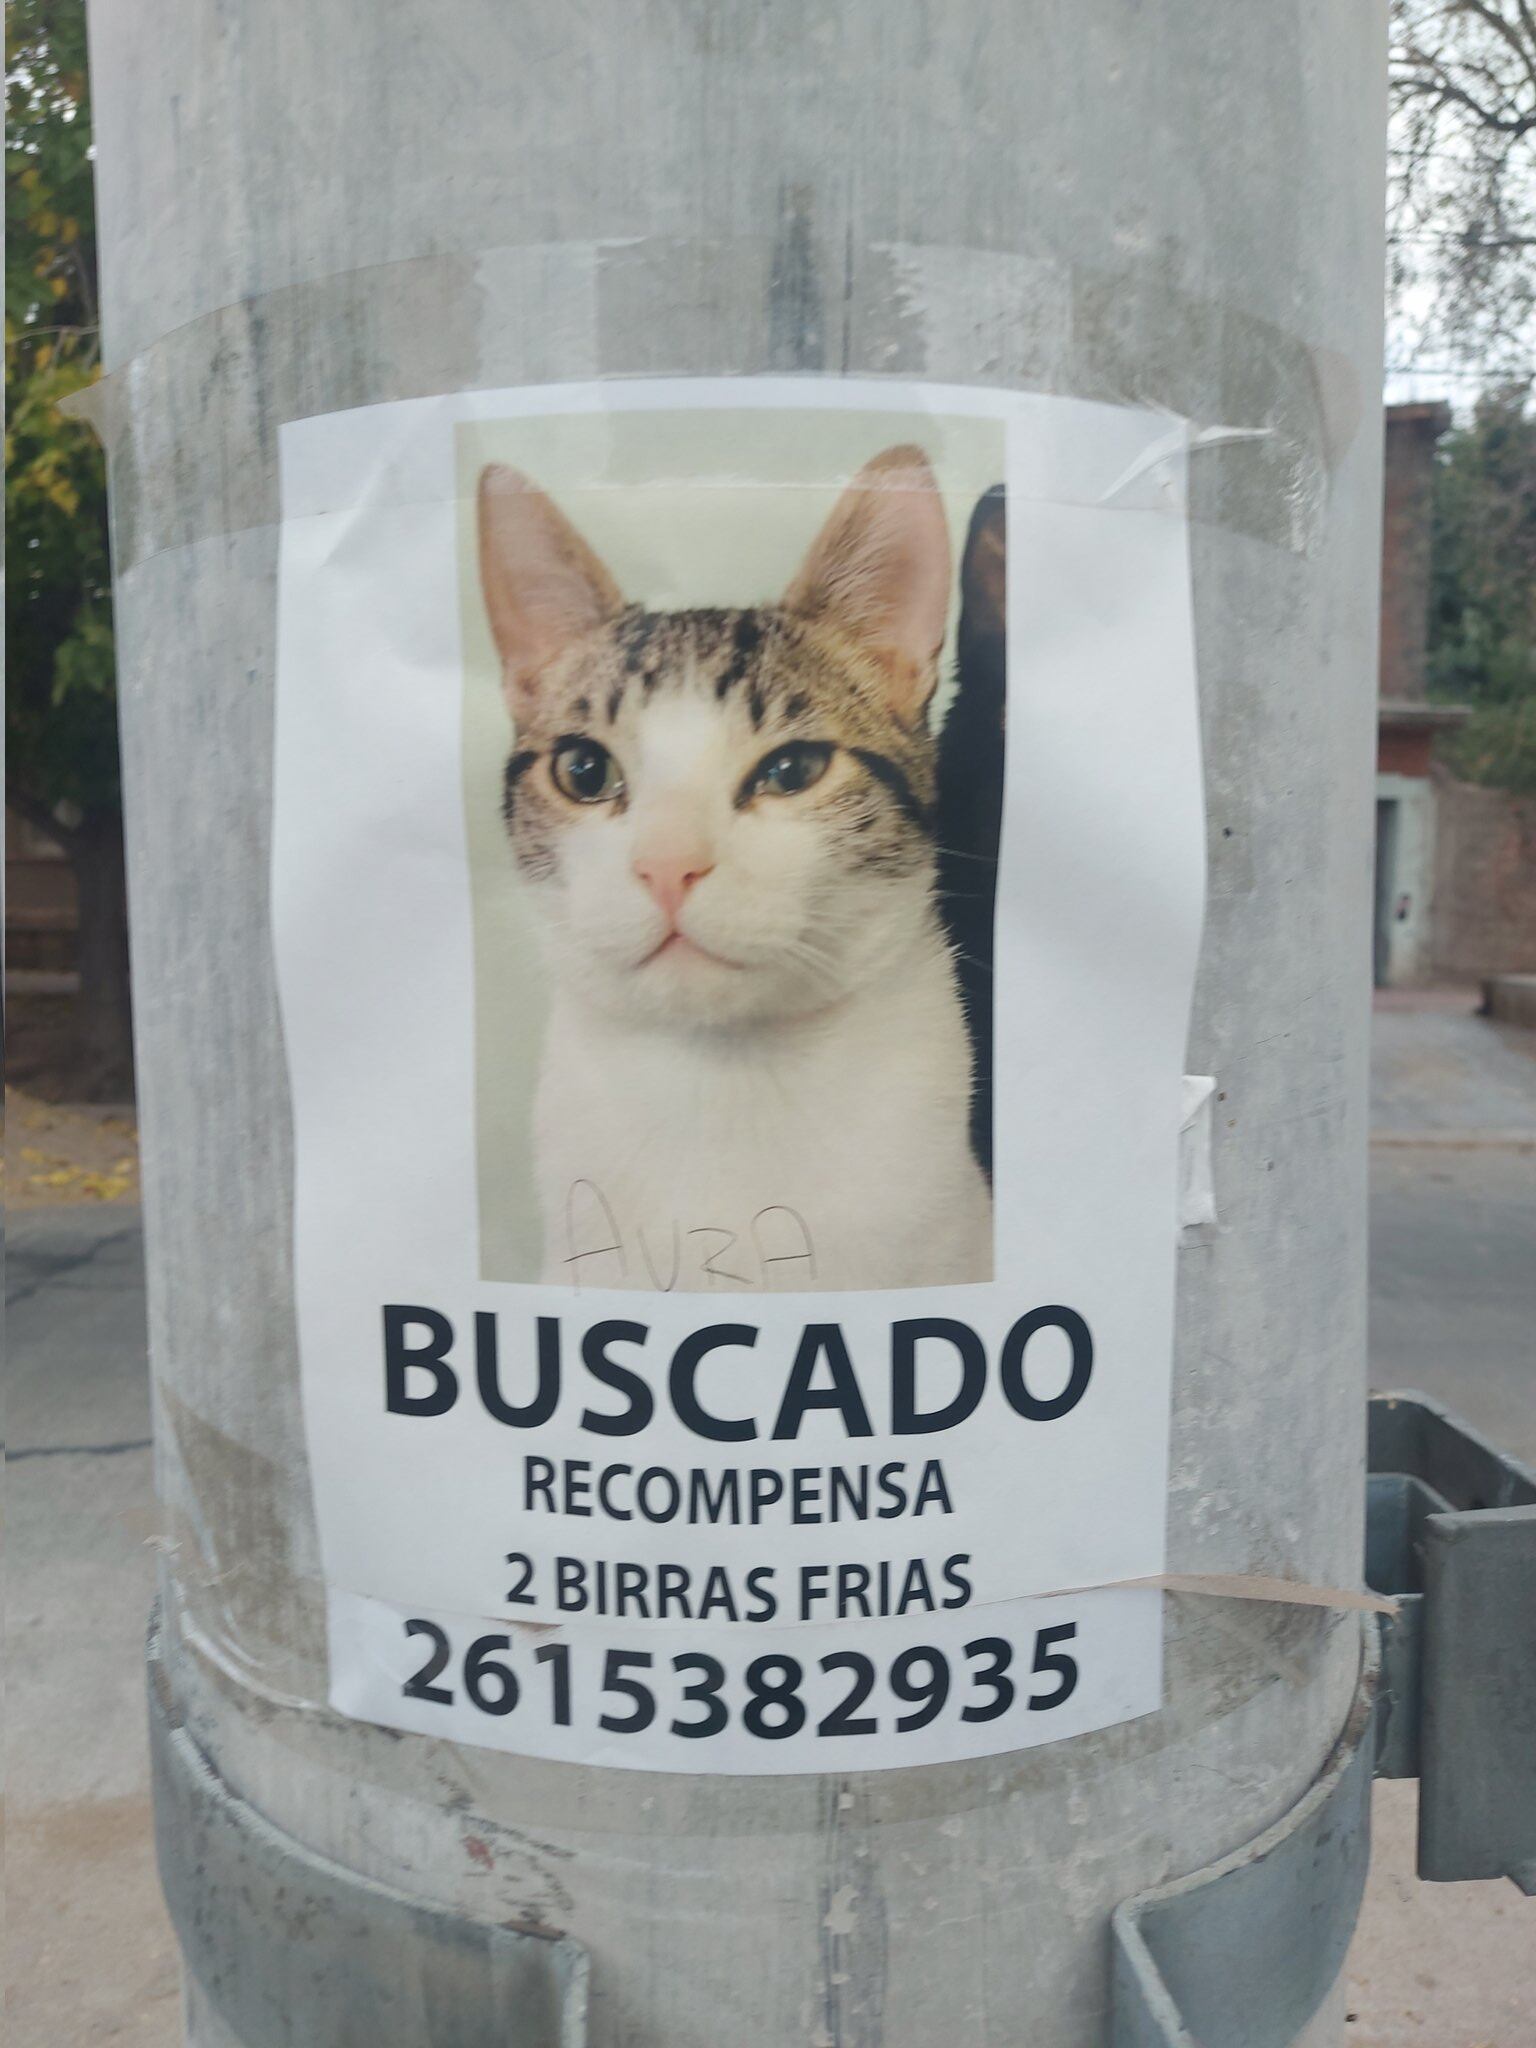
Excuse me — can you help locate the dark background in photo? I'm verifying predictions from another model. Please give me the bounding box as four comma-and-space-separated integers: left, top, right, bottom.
937, 484, 1007, 1180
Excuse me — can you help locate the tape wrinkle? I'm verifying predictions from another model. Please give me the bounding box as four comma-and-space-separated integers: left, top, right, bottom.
1095, 418, 1275, 509
1123, 1573, 1394, 1617
1178, 1074, 1219, 1236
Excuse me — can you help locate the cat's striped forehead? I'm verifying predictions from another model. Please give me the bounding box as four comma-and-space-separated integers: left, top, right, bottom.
534, 602, 935, 795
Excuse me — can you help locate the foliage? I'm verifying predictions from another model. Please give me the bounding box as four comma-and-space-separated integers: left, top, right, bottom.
6, 0, 117, 830
1389, 1, 1536, 378
1429, 385, 1536, 791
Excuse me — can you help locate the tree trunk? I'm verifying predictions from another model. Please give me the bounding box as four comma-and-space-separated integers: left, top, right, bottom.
69, 807, 136, 1101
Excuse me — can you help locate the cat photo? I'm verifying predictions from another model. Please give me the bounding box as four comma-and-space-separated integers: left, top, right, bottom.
472, 434, 1005, 1293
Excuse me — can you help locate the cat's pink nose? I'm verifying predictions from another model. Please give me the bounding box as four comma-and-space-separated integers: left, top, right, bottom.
634, 855, 714, 922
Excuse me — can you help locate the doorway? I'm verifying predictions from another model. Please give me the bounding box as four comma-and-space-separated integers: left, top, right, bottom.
1374, 798, 1399, 988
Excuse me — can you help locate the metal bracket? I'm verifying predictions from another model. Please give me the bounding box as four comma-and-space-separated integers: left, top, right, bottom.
1366, 1390, 1536, 1892
148, 1613, 590, 2048
1109, 1617, 1378, 2048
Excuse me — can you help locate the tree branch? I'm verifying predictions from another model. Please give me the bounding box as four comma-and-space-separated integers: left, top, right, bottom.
1450, 0, 1536, 98
1391, 231, 1536, 244
1395, 69, 1536, 130
5, 328, 98, 352
67, 240, 99, 341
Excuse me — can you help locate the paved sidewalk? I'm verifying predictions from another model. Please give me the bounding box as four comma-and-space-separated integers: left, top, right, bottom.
1346, 1782, 1534, 2048
5, 1208, 181, 2048
1369, 987, 1536, 1144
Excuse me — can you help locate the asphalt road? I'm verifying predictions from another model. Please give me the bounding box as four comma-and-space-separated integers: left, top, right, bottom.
1370, 1142, 1536, 1464
1366, 1005, 1536, 1467
6, 1000, 1533, 2045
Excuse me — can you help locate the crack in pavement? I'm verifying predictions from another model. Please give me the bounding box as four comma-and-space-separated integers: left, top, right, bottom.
6, 1437, 154, 1462
5, 1225, 141, 1310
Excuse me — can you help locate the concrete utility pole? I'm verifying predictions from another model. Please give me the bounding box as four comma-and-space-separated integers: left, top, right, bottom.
88, 5, 1385, 2044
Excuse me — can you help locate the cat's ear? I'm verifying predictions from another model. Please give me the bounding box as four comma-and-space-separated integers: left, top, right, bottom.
783, 445, 952, 722
477, 465, 624, 721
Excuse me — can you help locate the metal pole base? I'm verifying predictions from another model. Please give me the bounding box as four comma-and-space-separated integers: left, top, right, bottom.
149, 1612, 589, 2048
155, 1602, 1383, 2048
1110, 1616, 1379, 2048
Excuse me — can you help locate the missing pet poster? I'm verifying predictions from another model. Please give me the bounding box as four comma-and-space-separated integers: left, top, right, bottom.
273, 379, 1205, 1774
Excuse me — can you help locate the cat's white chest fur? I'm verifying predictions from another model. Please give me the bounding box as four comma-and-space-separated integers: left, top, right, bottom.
534, 931, 991, 1293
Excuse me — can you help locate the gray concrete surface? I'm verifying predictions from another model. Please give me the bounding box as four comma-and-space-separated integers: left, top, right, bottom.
1369, 997, 1536, 1146
6, 998, 1531, 2042
5, 1208, 180, 2047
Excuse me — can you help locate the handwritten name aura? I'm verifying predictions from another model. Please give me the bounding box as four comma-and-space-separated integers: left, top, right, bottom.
559, 1178, 820, 1291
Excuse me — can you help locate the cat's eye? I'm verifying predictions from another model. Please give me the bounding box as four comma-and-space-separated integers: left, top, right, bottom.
747, 741, 834, 800
551, 736, 625, 805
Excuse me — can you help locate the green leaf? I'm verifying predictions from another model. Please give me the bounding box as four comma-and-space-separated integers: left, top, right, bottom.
1429, 386, 1536, 795
5, 0, 117, 821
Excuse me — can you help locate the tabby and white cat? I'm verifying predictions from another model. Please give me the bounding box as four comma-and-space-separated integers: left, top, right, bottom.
476, 445, 993, 1291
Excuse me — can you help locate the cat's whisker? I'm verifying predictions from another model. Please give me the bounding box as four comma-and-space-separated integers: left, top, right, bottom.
775, 939, 855, 991
930, 843, 999, 865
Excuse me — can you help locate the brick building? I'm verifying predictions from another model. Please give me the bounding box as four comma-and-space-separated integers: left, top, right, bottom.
1375, 401, 1536, 987
5, 806, 77, 978
1375, 400, 1463, 985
